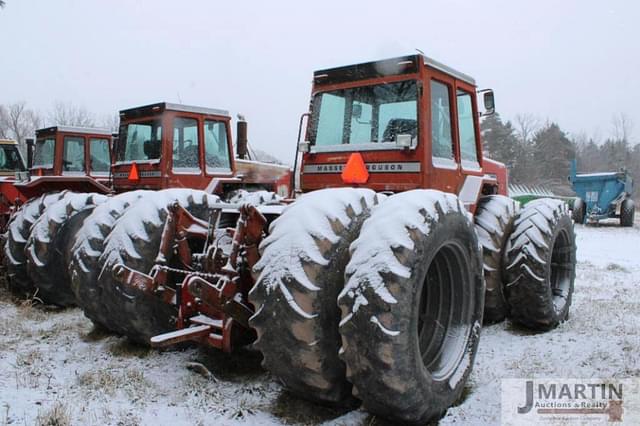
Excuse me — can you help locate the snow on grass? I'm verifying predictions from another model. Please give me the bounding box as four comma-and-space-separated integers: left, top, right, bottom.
1, 222, 639, 425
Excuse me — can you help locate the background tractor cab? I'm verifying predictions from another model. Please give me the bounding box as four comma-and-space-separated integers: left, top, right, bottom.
298, 54, 505, 211
30, 126, 112, 182
0, 139, 26, 177
13, 126, 112, 199
113, 102, 291, 197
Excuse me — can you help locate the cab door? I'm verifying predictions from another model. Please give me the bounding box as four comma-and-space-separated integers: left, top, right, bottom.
425, 70, 461, 193
454, 82, 485, 210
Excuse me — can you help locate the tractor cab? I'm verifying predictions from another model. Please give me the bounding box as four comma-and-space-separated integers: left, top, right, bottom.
298, 54, 506, 209
0, 139, 26, 177
31, 126, 112, 183
113, 102, 292, 197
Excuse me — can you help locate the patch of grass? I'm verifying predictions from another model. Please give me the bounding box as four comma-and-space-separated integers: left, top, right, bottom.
76, 368, 148, 400
13, 349, 50, 389
35, 401, 71, 426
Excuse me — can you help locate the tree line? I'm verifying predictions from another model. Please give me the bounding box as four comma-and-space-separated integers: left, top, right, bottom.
482, 113, 639, 200
0, 101, 118, 154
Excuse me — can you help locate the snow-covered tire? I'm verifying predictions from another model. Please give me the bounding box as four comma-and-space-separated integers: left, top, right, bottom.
620, 199, 634, 227
226, 189, 282, 205
474, 195, 519, 323
25, 192, 108, 307
4, 192, 68, 297
249, 188, 381, 405
94, 189, 220, 343
504, 199, 576, 330
69, 191, 149, 329
337, 190, 484, 424
572, 198, 585, 224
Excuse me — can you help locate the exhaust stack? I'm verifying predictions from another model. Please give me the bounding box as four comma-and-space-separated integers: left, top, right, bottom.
236, 118, 248, 160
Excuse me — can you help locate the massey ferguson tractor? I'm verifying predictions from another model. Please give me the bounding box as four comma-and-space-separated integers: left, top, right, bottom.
4, 57, 576, 424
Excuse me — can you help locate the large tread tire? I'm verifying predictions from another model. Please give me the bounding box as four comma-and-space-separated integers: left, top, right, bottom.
94, 189, 220, 343
620, 198, 635, 227
69, 191, 149, 329
474, 195, 519, 323
25, 192, 108, 306
504, 198, 576, 330
249, 188, 382, 405
572, 197, 586, 224
3, 191, 68, 297
337, 190, 484, 424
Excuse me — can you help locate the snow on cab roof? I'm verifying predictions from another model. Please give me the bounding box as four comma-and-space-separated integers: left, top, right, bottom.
120, 102, 229, 117
36, 126, 112, 136
314, 54, 476, 86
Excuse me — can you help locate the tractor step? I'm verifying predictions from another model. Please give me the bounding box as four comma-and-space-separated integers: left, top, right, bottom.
150, 324, 212, 347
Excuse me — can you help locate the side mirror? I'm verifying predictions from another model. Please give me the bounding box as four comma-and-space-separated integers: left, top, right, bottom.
298, 141, 310, 153
478, 89, 495, 116
396, 134, 412, 148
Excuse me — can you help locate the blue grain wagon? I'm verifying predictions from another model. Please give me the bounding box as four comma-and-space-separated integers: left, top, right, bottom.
569, 160, 635, 226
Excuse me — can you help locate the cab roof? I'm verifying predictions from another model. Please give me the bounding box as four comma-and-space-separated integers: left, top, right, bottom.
119, 102, 230, 119
313, 54, 476, 86
36, 126, 112, 137
0, 139, 18, 146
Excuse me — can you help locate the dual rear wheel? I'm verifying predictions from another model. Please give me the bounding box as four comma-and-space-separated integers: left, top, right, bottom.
250, 189, 577, 424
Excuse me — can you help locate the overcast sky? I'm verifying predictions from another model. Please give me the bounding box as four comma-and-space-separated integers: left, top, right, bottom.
1, 0, 638, 163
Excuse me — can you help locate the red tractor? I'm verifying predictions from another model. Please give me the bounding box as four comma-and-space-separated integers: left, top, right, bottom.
56, 55, 577, 424
3, 103, 291, 307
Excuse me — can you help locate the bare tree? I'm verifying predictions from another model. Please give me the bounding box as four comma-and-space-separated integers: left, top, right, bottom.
611, 113, 633, 142
101, 113, 120, 133
514, 113, 540, 144
0, 1, 6, 9
0, 101, 42, 152
48, 101, 95, 127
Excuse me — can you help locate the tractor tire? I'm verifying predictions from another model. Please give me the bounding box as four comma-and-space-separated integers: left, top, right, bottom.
69, 191, 149, 329
25, 192, 108, 307
4, 191, 68, 298
226, 189, 282, 205
504, 199, 576, 330
93, 189, 220, 343
337, 190, 484, 424
249, 188, 382, 405
620, 198, 635, 227
474, 195, 519, 323
572, 197, 586, 224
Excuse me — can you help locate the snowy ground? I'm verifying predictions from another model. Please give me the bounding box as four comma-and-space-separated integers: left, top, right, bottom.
1, 220, 639, 425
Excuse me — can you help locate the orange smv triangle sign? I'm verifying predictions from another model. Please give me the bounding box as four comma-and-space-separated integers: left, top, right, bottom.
341, 153, 369, 184
128, 162, 140, 181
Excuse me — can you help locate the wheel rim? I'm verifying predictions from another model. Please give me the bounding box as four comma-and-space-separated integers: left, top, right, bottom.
417, 242, 473, 380
550, 229, 573, 313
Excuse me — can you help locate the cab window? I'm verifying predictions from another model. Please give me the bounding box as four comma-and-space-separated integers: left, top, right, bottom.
33, 138, 55, 167
431, 80, 454, 160
204, 120, 231, 173
173, 117, 200, 172
457, 90, 479, 166
90, 138, 110, 174
63, 136, 85, 173
0, 145, 25, 171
